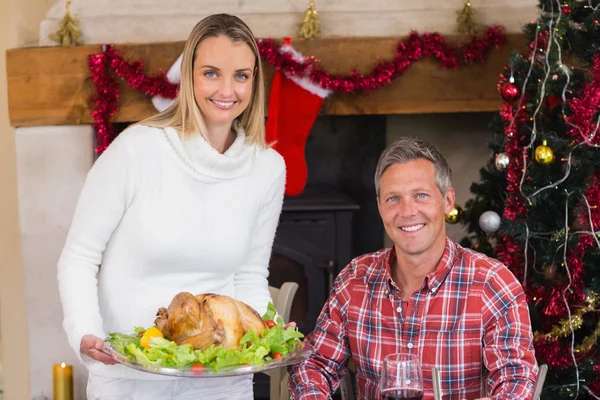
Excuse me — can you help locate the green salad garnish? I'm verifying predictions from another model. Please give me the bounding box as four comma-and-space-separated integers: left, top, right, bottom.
105, 302, 304, 372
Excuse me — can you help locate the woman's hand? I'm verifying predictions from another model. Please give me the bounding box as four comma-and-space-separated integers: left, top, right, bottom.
80, 334, 118, 365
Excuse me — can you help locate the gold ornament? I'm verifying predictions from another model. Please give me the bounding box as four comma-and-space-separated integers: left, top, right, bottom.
456, 0, 479, 36
299, 0, 321, 39
445, 204, 463, 224
534, 293, 598, 341
48, 0, 83, 47
534, 140, 555, 165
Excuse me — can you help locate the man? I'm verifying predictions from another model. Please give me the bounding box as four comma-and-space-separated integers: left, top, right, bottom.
288, 137, 538, 400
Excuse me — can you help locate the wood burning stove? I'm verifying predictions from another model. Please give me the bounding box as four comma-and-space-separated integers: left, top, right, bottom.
269, 186, 359, 335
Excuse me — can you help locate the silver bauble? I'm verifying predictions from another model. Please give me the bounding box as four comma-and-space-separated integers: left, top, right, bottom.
479, 211, 501, 233
495, 153, 510, 171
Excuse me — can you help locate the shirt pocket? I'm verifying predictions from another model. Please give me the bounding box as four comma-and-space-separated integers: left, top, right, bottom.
422, 328, 483, 397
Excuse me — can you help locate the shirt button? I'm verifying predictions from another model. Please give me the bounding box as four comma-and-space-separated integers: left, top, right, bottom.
407, 343, 414, 349
431, 288, 436, 293
396, 306, 402, 313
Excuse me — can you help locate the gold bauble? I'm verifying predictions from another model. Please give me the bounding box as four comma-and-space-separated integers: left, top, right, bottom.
535, 140, 555, 165
445, 204, 463, 224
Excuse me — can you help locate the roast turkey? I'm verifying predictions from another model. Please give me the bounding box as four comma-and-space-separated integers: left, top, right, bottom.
154, 292, 267, 350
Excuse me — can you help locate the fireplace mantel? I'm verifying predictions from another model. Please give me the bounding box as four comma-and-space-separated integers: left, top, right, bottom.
6, 34, 526, 127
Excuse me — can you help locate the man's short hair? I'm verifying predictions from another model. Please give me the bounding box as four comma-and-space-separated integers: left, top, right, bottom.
374, 136, 452, 196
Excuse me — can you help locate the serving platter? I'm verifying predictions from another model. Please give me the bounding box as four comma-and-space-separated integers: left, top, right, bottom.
101, 341, 313, 378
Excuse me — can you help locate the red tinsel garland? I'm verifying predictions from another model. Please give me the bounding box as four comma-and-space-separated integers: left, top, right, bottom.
89, 48, 119, 154
89, 27, 506, 155
109, 49, 179, 99
258, 26, 506, 93
497, 101, 529, 222
579, 172, 600, 230
566, 54, 600, 146
588, 363, 600, 395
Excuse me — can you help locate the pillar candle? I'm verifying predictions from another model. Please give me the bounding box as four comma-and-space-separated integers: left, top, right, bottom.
53, 363, 73, 400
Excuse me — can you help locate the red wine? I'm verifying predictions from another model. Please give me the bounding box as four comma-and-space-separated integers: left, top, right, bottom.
381, 387, 424, 400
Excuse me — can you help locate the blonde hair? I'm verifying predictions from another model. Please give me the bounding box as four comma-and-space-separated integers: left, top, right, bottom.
139, 14, 267, 147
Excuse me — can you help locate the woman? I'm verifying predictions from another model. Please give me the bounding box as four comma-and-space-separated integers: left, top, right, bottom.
57, 14, 286, 399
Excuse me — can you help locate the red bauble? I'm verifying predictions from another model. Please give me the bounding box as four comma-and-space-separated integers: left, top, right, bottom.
562, 6, 572, 15
501, 82, 520, 102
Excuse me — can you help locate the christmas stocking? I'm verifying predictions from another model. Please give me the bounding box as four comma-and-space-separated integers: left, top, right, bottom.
152, 53, 182, 112
266, 42, 331, 196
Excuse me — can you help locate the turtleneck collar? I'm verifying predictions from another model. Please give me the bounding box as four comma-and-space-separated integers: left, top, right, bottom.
160, 120, 258, 182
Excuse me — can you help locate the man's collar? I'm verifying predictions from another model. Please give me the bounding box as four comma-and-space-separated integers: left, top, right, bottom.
383, 238, 457, 294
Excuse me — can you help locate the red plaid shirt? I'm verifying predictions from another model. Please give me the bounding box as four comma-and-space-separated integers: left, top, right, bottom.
289, 238, 538, 400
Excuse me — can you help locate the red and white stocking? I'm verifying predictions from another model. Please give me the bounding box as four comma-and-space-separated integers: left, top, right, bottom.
266, 41, 331, 196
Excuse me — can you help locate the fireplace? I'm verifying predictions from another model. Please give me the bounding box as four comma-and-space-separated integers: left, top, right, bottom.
268, 114, 386, 333
254, 114, 386, 398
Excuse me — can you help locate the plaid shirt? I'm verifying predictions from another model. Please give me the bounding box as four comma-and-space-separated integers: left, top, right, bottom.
289, 238, 538, 400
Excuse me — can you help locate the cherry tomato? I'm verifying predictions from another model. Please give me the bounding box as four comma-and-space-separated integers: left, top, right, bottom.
272, 352, 283, 359
190, 363, 205, 374
264, 320, 277, 328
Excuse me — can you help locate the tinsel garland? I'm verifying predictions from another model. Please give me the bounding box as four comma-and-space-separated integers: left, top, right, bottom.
590, 364, 600, 395
89, 48, 119, 154
534, 293, 598, 342
108, 47, 179, 99
89, 27, 506, 154
259, 26, 506, 93
497, 100, 529, 222
580, 172, 600, 231
533, 318, 600, 369
566, 54, 600, 146
534, 336, 593, 369
494, 95, 531, 299
89, 45, 179, 154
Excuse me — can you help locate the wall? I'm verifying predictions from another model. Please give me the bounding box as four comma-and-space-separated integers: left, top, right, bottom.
39, 0, 538, 45
0, 2, 29, 399
0, 0, 67, 399
6, 0, 539, 398
17, 126, 95, 399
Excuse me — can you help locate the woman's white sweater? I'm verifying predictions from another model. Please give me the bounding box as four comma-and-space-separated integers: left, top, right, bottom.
57, 123, 285, 380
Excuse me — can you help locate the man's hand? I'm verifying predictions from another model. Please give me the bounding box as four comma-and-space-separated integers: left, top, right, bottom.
284, 321, 297, 329
80, 334, 117, 365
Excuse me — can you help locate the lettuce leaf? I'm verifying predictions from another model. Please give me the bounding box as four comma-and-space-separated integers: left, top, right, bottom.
262, 302, 277, 321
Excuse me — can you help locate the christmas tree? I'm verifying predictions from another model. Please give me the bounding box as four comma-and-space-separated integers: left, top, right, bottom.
461, 1, 600, 398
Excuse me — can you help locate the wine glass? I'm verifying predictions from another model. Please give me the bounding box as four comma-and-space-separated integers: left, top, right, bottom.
380, 353, 424, 400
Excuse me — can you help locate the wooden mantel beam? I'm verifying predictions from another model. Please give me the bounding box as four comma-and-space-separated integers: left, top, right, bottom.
6, 35, 527, 127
